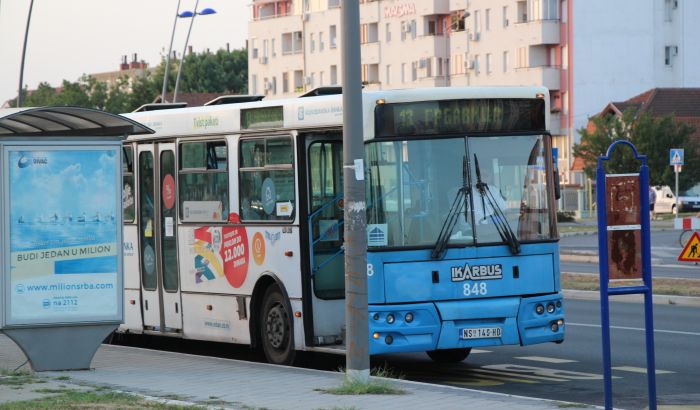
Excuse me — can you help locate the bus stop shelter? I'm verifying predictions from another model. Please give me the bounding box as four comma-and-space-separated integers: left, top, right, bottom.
0, 107, 152, 371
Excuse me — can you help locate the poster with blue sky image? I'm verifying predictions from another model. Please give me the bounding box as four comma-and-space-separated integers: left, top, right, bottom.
7, 148, 121, 325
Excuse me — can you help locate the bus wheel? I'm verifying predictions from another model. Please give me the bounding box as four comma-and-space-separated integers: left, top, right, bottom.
260, 285, 295, 365
426, 348, 471, 363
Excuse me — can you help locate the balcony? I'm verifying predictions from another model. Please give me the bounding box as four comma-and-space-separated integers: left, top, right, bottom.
514, 65, 560, 91
412, 35, 449, 57
514, 19, 560, 45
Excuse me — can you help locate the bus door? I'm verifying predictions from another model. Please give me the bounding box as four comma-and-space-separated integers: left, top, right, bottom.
137, 143, 182, 333
305, 134, 346, 343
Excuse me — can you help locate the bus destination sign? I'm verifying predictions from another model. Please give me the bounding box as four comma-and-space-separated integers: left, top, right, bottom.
374, 98, 545, 138
241, 106, 283, 130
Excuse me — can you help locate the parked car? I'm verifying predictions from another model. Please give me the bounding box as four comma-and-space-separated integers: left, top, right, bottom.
652, 185, 677, 214
679, 186, 700, 213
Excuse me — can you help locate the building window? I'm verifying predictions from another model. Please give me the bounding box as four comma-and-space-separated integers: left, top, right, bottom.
474, 55, 480, 75
451, 10, 466, 31
386, 23, 391, 42
503, 6, 509, 27
486, 53, 492, 74
320, 71, 324, 86
517, 47, 527, 68
319, 32, 324, 51
330, 65, 338, 84
271, 38, 276, 57
252, 74, 257, 95
360, 22, 379, 44
362, 64, 379, 84
502, 51, 508, 72
665, 45, 678, 66
310, 33, 315, 53
474, 10, 480, 33
485, 8, 491, 31
664, 0, 676, 22
385, 64, 391, 85
401, 63, 406, 83
282, 72, 289, 93
282, 31, 303, 55
294, 70, 304, 92
330, 25, 337, 48
411, 62, 417, 81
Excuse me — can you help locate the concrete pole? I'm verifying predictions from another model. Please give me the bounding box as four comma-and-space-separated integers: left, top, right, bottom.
341, 0, 369, 382
161, 0, 182, 103
17, 0, 34, 107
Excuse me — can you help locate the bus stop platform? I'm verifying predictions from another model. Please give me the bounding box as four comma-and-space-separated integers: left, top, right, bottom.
0, 334, 580, 410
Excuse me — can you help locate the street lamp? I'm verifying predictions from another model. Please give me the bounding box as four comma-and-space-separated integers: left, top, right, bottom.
17, 0, 35, 107
172, 2, 216, 103
160, 0, 183, 103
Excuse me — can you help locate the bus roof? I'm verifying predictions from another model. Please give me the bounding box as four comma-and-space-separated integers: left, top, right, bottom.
122, 86, 549, 141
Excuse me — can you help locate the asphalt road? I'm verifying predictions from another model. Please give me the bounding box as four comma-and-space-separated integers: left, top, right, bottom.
561, 230, 700, 279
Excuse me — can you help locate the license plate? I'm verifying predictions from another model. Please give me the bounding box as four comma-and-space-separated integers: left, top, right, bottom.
461, 327, 502, 339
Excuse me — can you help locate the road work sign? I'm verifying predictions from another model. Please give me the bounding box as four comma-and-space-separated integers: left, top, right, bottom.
678, 232, 700, 262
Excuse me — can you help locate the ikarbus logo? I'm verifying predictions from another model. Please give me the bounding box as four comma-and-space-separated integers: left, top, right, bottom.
450, 263, 503, 282
17, 154, 48, 168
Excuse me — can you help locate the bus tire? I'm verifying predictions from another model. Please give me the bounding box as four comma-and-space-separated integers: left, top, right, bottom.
426, 348, 471, 363
260, 284, 296, 365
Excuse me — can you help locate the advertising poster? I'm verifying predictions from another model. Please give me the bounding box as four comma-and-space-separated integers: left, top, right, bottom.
7, 148, 120, 324
605, 174, 642, 280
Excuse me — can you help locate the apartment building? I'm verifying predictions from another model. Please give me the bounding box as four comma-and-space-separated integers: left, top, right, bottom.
248, 0, 700, 187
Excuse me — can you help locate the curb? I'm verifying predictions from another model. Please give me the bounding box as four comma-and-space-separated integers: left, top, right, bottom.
563, 289, 700, 307
560, 253, 663, 265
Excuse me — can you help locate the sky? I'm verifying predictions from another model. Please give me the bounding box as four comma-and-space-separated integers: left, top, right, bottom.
0, 0, 249, 105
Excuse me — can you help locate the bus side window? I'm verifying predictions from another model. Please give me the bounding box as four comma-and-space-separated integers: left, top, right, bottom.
239, 137, 295, 222
123, 145, 135, 223
178, 140, 229, 222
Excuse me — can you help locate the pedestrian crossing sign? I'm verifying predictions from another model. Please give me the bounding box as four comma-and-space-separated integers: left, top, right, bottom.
678, 231, 700, 261
670, 149, 684, 166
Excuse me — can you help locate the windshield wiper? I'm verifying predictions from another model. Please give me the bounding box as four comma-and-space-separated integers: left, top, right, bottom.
473, 154, 521, 255
432, 156, 470, 260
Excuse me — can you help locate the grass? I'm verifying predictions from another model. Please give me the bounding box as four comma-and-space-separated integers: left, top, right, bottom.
316, 366, 406, 395
0, 370, 43, 387
0, 390, 197, 410
561, 272, 700, 296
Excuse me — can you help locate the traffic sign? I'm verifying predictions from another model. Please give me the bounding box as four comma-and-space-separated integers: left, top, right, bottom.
670, 148, 684, 166
678, 231, 700, 262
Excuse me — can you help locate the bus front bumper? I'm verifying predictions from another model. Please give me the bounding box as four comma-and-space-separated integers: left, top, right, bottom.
368, 293, 565, 355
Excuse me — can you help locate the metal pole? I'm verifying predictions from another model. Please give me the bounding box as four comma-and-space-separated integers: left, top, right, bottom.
341, 0, 369, 383
173, 0, 199, 103
17, 0, 34, 107
161, 0, 182, 103
675, 167, 679, 215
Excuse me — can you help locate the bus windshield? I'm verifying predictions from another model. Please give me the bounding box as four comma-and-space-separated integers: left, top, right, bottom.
365, 134, 554, 249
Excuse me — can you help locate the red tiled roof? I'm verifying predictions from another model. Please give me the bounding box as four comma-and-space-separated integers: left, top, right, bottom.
616, 88, 700, 117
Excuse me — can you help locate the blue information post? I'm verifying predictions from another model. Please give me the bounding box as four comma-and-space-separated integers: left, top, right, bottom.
596, 140, 657, 410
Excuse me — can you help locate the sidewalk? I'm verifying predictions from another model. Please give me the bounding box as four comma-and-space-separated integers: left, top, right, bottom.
0, 333, 582, 410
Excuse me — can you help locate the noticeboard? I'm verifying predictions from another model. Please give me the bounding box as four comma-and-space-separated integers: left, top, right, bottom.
605, 174, 642, 280
4, 147, 123, 326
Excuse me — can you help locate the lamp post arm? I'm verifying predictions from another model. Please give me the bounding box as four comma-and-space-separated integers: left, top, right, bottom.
173, 0, 199, 103
17, 0, 35, 108
161, 0, 182, 103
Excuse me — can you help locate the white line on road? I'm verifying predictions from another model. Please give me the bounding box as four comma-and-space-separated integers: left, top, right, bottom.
567, 322, 700, 336
514, 356, 577, 364
612, 366, 675, 374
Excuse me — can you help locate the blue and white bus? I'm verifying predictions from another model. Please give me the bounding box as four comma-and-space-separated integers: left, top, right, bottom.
118, 86, 564, 365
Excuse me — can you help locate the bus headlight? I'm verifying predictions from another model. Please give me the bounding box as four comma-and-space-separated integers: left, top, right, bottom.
386, 314, 395, 324
546, 303, 555, 314
536, 304, 545, 315
405, 313, 414, 323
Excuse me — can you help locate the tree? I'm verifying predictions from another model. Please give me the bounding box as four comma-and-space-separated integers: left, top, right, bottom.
7, 47, 248, 111
573, 109, 699, 191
